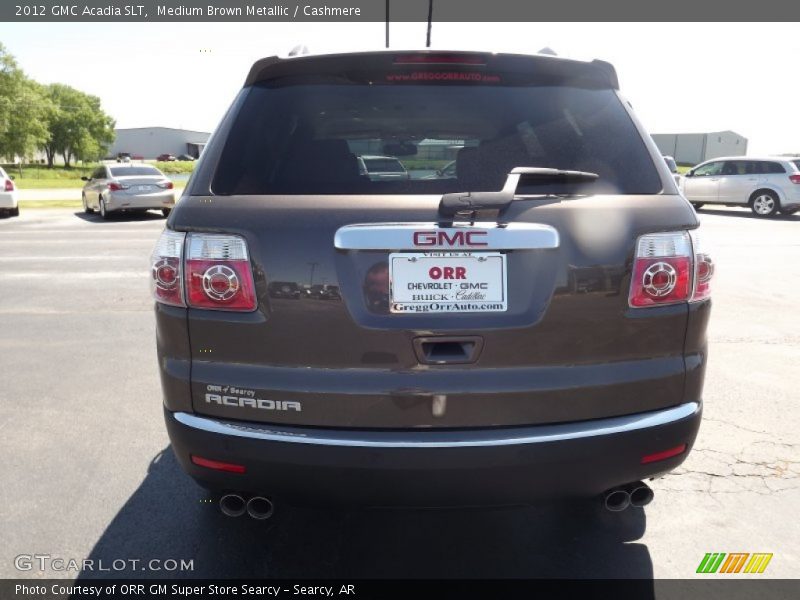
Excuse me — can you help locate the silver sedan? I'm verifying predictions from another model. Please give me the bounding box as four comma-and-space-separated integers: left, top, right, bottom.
81, 164, 176, 219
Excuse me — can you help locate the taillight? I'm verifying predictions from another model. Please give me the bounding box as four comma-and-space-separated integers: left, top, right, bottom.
158, 181, 174, 189
629, 232, 692, 307
393, 53, 487, 65
150, 230, 186, 307
108, 181, 130, 191
629, 230, 713, 308
4, 179, 13, 192
789, 174, 800, 184
185, 234, 256, 312
689, 229, 714, 302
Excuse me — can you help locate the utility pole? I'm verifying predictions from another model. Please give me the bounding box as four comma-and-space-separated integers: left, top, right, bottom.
307, 262, 319, 287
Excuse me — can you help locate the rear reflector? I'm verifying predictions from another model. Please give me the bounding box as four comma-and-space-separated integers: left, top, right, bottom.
191, 455, 246, 474
108, 182, 129, 191
790, 174, 800, 184
158, 181, 174, 189
393, 53, 487, 65
641, 444, 687, 464
185, 234, 257, 312
4, 179, 13, 192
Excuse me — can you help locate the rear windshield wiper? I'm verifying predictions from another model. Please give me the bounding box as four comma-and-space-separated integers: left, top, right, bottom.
438, 167, 599, 217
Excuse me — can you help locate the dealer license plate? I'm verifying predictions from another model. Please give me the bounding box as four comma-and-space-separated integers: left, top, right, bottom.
389, 252, 507, 313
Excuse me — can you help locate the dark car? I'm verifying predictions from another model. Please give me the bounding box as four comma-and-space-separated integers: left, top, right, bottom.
267, 281, 301, 299
307, 284, 341, 300
157, 154, 177, 162
663, 155, 682, 186
151, 50, 713, 519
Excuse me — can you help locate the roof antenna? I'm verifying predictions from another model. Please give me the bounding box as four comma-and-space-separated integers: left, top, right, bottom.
426, 0, 434, 47
385, 0, 390, 48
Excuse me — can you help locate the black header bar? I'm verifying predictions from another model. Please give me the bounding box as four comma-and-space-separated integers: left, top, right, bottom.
2, 0, 800, 22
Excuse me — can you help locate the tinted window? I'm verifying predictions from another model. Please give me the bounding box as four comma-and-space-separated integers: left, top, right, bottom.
92, 167, 106, 179
792, 160, 800, 171
109, 166, 161, 177
763, 161, 785, 174
721, 161, 748, 175
212, 81, 661, 195
693, 161, 723, 176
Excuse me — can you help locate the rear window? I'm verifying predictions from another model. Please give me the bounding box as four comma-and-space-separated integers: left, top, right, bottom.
747, 161, 785, 175
212, 80, 661, 195
792, 160, 800, 171
110, 166, 161, 177
363, 158, 406, 173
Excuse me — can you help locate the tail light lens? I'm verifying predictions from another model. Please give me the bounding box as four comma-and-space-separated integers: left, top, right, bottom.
185, 234, 257, 312
157, 181, 174, 189
789, 174, 800, 184
689, 230, 714, 301
4, 179, 14, 192
629, 230, 713, 308
150, 230, 186, 307
108, 181, 130, 191
629, 232, 692, 307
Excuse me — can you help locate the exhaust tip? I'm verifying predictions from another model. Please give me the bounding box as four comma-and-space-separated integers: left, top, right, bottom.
603, 488, 631, 512
628, 482, 654, 508
219, 493, 246, 517
246, 496, 274, 520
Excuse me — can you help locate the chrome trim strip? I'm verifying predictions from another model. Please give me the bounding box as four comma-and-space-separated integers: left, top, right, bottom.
174, 402, 699, 449
334, 222, 560, 251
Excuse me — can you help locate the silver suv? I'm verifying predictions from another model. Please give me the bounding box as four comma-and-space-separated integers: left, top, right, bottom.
681, 156, 800, 217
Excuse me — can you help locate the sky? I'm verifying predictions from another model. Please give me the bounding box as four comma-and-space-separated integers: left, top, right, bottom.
1, 21, 799, 155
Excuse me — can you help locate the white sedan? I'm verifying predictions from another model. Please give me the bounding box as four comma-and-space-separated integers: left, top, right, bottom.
81, 164, 175, 219
0, 166, 19, 218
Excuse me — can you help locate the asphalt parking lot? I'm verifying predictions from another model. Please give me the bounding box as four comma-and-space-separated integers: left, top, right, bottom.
0, 206, 798, 580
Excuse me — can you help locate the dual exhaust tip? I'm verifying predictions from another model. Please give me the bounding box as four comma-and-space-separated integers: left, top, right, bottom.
603, 481, 654, 512
219, 493, 274, 520
221, 484, 652, 517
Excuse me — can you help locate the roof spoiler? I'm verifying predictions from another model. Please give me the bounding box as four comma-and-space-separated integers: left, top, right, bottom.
243, 51, 620, 90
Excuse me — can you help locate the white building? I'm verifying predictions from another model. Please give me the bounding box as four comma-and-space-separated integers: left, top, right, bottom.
108, 127, 210, 160
651, 131, 747, 166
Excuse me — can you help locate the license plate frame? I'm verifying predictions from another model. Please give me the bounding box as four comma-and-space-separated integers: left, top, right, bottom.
389, 251, 508, 314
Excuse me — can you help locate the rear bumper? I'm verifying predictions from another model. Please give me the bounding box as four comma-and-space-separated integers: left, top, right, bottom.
106, 191, 175, 210
165, 401, 702, 507
0, 192, 18, 209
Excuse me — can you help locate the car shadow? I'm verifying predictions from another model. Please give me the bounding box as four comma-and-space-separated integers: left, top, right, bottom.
77, 447, 654, 585
73, 211, 166, 223
697, 207, 800, 221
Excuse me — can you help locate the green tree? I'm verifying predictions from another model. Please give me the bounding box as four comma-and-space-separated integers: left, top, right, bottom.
0, 43, 51, 165
42, 84, 115, 167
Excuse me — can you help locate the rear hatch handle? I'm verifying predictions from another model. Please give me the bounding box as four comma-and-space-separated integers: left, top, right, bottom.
413, 336, 485, 365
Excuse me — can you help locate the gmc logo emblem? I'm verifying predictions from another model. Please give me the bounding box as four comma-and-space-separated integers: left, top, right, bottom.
413, 230, 488, 247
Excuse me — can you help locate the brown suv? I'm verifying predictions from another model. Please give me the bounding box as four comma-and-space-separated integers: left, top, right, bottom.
151, 50, 712, 520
